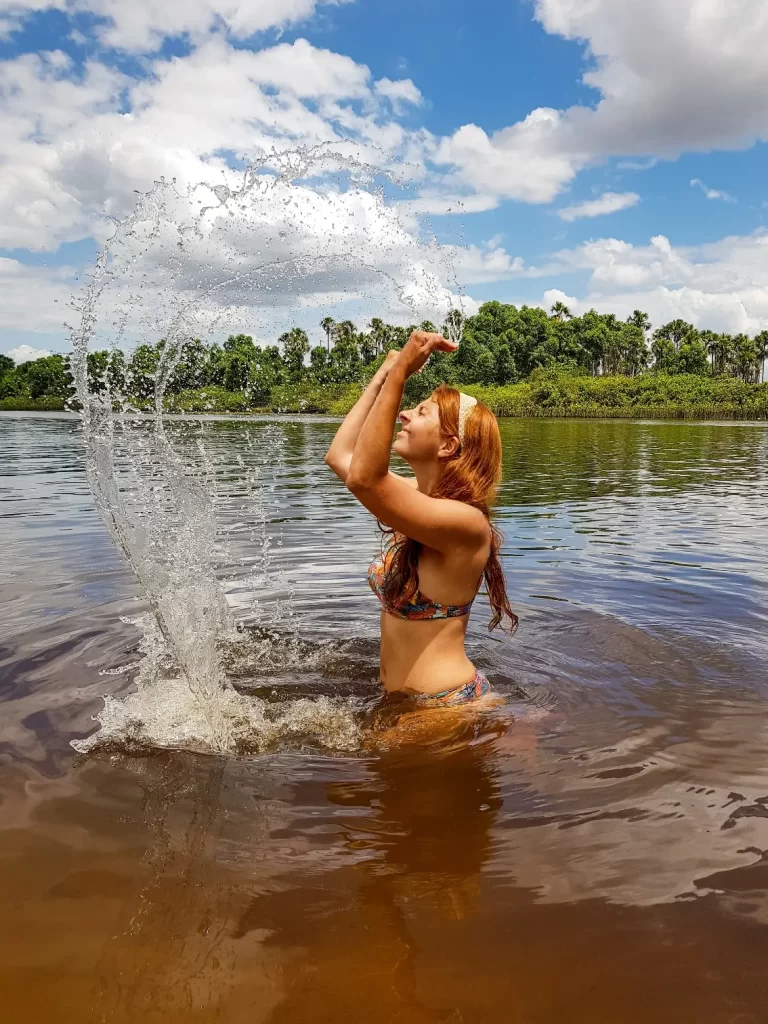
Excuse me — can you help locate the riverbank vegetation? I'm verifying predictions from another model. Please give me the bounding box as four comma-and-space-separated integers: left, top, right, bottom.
2, 303, 767, 419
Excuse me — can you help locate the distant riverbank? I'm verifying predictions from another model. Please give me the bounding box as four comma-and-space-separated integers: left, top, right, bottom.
5, 370, 767, 421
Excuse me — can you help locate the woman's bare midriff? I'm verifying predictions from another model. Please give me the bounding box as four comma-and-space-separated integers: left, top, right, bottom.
379, 610, 477, 696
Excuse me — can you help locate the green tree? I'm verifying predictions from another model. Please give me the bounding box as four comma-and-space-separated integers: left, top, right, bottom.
619, 323, 649, 377
0, 354, 14, 380
26, 354, 73, 400
358, 332, 376, 364
602, 316, 625, 375
699, 330, 720, 373
731, 334, 760, 383
279, 328, 310, 381
442, 308, 465, 341
166, 339, 205, 392
368, 318, 388, 356
321, 317, 335, 353
627, 310, 652, 334
579, 310, 610, 376
753, 330, 768, 383
0, 364, 30, 399
329, 331, 361, 382
550, 301, 572, 321
651, 337, 678, 373
676, 337, 710, 375
333, 320, 357, 344
310, 345, 330, 382
87, 350, 110, 394
494, 344, 517, 384
654, 319, 697, 351
128, 343, 161, 401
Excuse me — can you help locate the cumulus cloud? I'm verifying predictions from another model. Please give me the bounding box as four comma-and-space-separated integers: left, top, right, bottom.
397, 191, 499, 218
535, 0, 768, 155
0, 0, 351, 51
558, 191, 640, 221
7, 343, 53, 363
3, 0, 767, 350
0, 38, 434, 251
690, 178, 736, 202
374, 77, 423, 111
535, 231, 768, 334
39, 162, 473, 355
437, 0, 768, 203
436, 110, 585, 204
0, 257, 75, 338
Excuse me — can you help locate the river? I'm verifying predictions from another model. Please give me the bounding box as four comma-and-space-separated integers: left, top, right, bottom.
2, 411, 768, 1023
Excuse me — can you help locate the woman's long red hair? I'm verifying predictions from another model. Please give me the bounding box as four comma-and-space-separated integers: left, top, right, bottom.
378, 383, 518, 632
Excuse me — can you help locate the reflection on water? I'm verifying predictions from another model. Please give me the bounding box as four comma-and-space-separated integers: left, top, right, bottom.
2, 412, 768, 1022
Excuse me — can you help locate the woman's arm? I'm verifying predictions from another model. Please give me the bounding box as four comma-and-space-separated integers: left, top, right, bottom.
346, 332, 487, 553
324, 351, 400, 482
347, 331, 454, 486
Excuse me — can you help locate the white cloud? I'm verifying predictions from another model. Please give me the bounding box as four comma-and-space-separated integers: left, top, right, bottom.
7, 344, 53, 363
690, 178, 736, 203
0, 0, 351, 51
397, 191, 499, 218
436, 110, 585, 204
30, 162, 470, 355
0, 38, 433, 251
558, 191, 640, 221
435, 242, 527, 287
534, 0, 768, 156
438, 0, 768, 204
534, 230, 768, 334
373, 77, 423, 111
0, 257, 74, 336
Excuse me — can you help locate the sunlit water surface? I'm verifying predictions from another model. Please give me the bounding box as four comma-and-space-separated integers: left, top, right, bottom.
2, 412, 768, 1023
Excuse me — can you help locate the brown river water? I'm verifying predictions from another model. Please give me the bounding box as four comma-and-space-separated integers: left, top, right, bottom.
2, 411, 768, 1023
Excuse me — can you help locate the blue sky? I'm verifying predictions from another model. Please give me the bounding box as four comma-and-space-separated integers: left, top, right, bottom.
1, 0, 768, 361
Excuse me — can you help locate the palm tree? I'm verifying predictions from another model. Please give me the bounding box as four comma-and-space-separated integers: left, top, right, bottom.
754, 330, 768, 383
699, 330, 720, 372
620, 323, 649, 377
442, 308, 465, 341
320, 316, 335, 352
334, 320, 356, 343
714, 333, 734, 376
550, 301, 572, 321
731, 334, 758, 383
368, 317, 387, 356
627, 310, 651, 334
654, 319, 695, 351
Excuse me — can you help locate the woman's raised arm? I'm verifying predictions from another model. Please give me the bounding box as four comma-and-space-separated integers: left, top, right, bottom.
324, 350, 400, 483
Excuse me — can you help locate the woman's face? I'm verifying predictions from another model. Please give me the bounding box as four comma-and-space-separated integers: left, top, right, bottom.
392, 398, 445, 463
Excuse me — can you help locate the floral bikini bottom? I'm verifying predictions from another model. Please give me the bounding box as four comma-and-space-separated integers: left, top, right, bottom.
413, 669, 491, 707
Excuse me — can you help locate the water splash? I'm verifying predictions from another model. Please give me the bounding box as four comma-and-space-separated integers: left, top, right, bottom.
69, 145, 464, 755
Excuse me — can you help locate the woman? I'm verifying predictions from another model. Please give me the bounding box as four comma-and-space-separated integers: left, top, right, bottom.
324, 329, 518, 707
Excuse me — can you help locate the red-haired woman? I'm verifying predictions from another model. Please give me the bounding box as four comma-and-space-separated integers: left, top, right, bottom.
325, 330, 518, 708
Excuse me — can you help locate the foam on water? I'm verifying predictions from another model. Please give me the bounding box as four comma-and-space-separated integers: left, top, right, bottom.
68, 145, 461, 756
72, 621, 365, 755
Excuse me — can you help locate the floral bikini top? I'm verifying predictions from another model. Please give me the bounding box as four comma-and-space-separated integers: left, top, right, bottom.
367, 542, 477, 621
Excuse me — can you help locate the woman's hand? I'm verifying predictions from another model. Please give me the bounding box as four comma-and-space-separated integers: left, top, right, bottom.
381, 349, 402, 374
396, 331, 459, 378
371, 349, 402, 384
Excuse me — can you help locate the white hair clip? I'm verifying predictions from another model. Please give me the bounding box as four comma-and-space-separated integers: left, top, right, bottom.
458, 392, 478, 443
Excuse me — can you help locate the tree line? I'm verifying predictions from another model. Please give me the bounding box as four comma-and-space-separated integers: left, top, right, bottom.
1, 302, 767, 409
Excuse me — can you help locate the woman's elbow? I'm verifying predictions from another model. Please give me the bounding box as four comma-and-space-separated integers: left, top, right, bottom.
325, 453, 351, 483
346, 471, 379, 495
